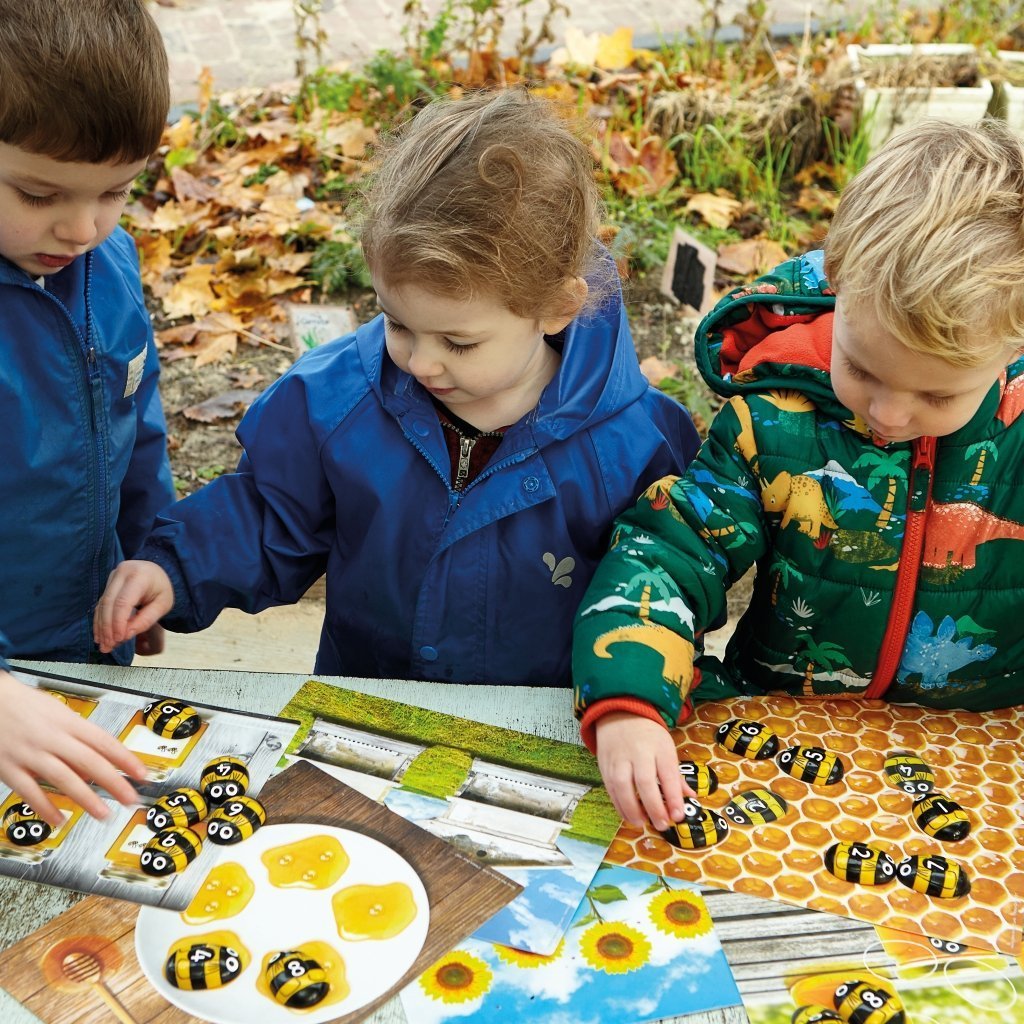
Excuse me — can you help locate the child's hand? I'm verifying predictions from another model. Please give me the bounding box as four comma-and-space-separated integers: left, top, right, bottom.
0, 671, 146, 826
594, 712, 695, 831
93, 560, 174, 654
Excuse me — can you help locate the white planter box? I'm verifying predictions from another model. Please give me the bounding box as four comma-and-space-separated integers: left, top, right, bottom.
997, 50, 1024, 137
847, 44, 994, 154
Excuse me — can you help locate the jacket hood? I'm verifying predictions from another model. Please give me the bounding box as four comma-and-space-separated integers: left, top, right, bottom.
695, 250, 845, 418
356, 264, 650, 446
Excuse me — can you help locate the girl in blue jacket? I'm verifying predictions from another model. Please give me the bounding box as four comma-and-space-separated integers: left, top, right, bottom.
94, 91, 699, 693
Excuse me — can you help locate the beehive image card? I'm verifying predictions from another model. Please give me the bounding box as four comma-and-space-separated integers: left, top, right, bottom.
279, 680, 621, 956
399, 864, 741, 1023
605, 694, 1024, 955
0, 761, 521, 1024
710, 885, 1024, 1023
0, 668, 299, 910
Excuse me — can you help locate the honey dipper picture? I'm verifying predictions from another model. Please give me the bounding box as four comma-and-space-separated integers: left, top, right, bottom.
606, 694, 1024, 955
40, 934, 138, 1024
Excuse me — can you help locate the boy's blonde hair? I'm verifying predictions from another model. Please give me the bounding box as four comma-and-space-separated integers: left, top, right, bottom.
359, 89, 609, 320
0, 0, 169, 164
825, 119, 1024, 367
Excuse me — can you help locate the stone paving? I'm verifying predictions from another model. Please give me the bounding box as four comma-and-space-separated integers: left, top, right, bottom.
154, 0, 866, 103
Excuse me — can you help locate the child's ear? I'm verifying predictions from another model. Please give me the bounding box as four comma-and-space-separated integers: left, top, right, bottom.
539, 276, 589, 335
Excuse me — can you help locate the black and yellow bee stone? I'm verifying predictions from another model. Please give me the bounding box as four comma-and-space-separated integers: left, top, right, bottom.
662, 801, 729, 850
896, 854, 971, 899
3, 803, 52, 847
678, 760, 718, 797
912, 793, 971, 842
143, 697, 201, 740
792, 1007, 843, 1024
207, 796, 267, 845
883, 752, 934, 796
140, 826, 202, 876
200, 756, 250, 804
265, 950, 330, 1008
724, 788, 788, 826
146, 788, 208, 833
165, 942, 243, 990
715, 719, 779, 760
776, 745, 845, 786
833, 979, 906, 1024
824, 842, 897, 886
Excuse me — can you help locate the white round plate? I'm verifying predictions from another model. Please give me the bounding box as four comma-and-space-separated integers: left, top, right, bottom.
135, 822, 430, 1024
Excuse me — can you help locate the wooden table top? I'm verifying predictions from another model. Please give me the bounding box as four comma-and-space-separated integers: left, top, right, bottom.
0, 662, 746, 1024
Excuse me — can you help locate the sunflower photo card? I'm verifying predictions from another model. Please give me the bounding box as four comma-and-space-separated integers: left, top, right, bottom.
398, 864, 742, 1023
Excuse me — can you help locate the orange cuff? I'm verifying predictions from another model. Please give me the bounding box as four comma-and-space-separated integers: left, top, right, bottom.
579, 697, 667, 753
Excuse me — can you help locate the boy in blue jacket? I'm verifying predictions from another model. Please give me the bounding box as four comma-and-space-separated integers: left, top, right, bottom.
95, 94, 698, 688
0, 1, 175, 823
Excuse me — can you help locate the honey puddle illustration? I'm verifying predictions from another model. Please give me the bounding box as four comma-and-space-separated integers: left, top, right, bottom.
261, 834, 350, 889
182, 862, 255, 924
332, 882, 418, 941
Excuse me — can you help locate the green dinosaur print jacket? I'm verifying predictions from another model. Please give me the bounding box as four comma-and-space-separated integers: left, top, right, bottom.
573, 251, 1024, 747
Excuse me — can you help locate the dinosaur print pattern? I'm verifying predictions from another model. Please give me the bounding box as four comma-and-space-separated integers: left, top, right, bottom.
760, 470, 837, 540
922, 502, 1024, 570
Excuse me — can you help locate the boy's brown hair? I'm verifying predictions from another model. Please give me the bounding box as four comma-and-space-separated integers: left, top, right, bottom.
360, 89, 610, 321
825, 118, 1024, 367
0, 0, 169, 164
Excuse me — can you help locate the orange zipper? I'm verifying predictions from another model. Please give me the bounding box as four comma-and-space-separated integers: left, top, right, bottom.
864, 435, 937, 699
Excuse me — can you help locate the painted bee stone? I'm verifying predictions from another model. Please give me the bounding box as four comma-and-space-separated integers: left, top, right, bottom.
662, 800, 729, 850
896, 854, 971, 899
166, 942, 243, 990
207, 796, 267, 845
678, 760, 718, 797
3, 803, 52, 846
824, 842, 898, 886
715, 718, 779, 760
146, 787, 208, 832
143, 698, 201, 740
265, 950, 330, 1008
883, 752, 934, 796
776, 745, 844, 786
911, 793, 971, 842
139, 826, 202, 877
833, 979, 906, 1024
723, 788, 788, 826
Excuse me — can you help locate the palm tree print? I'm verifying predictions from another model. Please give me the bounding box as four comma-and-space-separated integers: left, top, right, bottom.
966, 440, 997, 487
853, 449, 910, 530
769, 554, 804, 607
798, 637, 853, 696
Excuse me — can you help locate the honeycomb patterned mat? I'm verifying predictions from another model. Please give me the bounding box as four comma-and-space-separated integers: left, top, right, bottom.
606, 695, 1024, 955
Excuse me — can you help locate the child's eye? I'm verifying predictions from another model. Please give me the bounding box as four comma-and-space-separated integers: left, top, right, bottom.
444, 339, 478, 355
105, 187, 133, 202
924, 393, 954, 408
16, 190, 55, 207
383, 316, 406, 333
844, 360, 870, 381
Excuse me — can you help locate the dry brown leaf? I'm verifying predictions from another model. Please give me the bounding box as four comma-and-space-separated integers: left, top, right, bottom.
639, 356, 679, 385
321, 119, 378, 159
686, 192, 742, 230
162, 264, 217, 320
193, 332, 238, 368
716, 238, 790, 276
136, 234, 173, 287
182, 388, 258, 422
605, 133, 677, 197
170, 166, 218, 204
166, 115, 196, 150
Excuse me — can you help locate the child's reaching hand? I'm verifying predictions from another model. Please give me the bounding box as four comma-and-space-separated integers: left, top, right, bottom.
0, 671, 146, 825
93, 560, 174, 654
594, 712, 695, 831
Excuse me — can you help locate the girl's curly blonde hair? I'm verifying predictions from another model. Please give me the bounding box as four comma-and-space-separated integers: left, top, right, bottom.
359, 89, 610, 320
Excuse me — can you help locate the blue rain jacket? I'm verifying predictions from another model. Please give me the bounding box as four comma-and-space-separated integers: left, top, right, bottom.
144, 285, 699, 685
0, 227, 175, 668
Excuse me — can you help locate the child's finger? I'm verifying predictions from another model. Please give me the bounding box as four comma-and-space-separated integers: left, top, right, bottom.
657, 753, 689, 822
0, 770, 63, 827
634, 770, 672, 832
24, 753, 112, 822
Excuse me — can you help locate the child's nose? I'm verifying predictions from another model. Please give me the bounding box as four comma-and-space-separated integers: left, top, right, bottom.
53, 207, 98, 247
406, 342, 442, 379
869, 392, 912, 430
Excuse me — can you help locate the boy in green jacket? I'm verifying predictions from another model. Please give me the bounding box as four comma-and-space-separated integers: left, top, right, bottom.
572, 118, 1024, 831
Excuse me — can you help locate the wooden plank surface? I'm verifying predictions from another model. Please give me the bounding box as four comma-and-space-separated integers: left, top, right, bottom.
0, 664, 749, 1024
